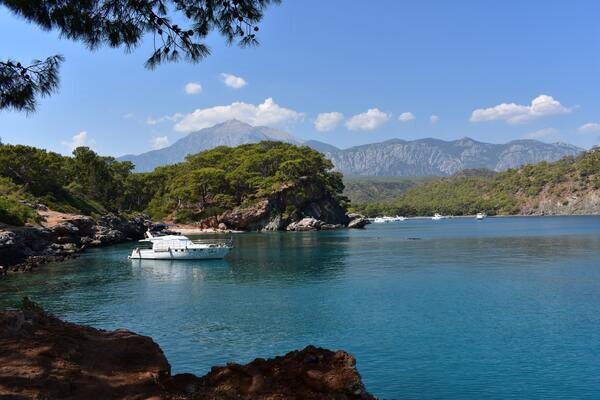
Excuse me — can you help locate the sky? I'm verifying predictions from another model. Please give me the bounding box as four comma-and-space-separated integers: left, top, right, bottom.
1, 0, 599, 156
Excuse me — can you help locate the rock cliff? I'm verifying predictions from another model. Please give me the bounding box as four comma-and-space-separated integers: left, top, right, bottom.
0, 305, 375, 400
194, 178, 367, 231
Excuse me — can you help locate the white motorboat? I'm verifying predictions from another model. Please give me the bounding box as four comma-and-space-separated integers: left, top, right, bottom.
476, 212, 487, 220
129, 231, 232, 260
372, 216, 406, 223
431, 213, 445, 221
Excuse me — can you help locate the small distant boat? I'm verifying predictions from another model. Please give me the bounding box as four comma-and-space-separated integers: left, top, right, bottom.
372, 216, 406, 223
476, 212, 487, 220
129, 231, 232, 260
431, 213, 445, 221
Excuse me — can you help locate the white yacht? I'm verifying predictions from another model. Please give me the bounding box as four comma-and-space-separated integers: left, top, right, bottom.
129, 231, 232, 260
373, 216, 406, 223
476, 212, 487, 220
431, 213, 445, 221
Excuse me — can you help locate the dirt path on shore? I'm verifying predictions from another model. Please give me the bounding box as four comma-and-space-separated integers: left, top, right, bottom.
37, 210, 85, 228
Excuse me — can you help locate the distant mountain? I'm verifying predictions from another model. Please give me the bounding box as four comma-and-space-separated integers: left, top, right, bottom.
118, 119, 300, 171
315, 137, 583, 176
119, 120, 583, 175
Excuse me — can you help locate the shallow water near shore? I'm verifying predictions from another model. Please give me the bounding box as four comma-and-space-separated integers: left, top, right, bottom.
2, 216, 600, 399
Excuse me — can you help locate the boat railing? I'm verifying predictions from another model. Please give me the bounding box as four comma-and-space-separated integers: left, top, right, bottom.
191, 238, 234, 247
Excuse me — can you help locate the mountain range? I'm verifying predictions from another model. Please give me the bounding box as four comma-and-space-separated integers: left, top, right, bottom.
119, 120, 299, 172
119, 120, 583, 176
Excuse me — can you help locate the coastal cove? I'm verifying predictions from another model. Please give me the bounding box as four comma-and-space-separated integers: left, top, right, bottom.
2, 216, 600, 399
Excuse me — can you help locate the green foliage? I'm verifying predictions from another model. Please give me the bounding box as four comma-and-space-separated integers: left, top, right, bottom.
0, 141, 345, 225
0, 144, 138, 225
0, 196, 38, 226
147, 142, 345, 222
1, 0, 279, 112
0, 56, 64, 112
353, 150, 600, 217
343, 176, 434, 204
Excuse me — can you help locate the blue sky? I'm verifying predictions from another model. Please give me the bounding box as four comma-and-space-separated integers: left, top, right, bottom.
1, 0, 599, 156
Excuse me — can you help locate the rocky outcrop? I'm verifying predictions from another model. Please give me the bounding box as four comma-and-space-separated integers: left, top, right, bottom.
287, 217, 324, 231
348, 216, 370, 229
0, 305, 170, 399
0, 305, 375, 400
205, 178, 352, 232
519, 187, 600, 215
0, 214, 161, 273
193, 345, 374, 400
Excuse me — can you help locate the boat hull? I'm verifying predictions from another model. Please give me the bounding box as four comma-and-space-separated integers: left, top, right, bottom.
129, 247, 230, 260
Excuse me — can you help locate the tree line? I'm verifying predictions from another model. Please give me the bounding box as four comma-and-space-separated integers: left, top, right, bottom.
0, 141, 345, 225
350, 148, 600, 217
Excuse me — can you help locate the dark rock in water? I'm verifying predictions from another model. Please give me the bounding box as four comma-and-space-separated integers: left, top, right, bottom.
0, 307, 375, 400
93, 213, 148, 244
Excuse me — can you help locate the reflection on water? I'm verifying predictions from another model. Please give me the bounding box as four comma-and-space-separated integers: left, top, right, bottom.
1, 216, 600, 399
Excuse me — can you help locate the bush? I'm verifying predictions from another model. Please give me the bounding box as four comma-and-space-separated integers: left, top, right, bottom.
0, 196, 38, 226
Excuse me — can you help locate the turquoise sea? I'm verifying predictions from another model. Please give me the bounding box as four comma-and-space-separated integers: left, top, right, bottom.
1, 216, 600, 399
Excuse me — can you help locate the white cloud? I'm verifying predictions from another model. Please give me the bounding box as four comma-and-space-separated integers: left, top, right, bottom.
221, 73, 247, 89
146, 113, 184, 125
62, 131, 95, 151
184, 82, 202, 94
578, 122, 600, 134
345, 108, 389, 131
430, 115, 439, 124
398, 112, 415, 122
151, 136, 170, 149
523, 127, 561, 142
314, 112, 344, 132
122, 113, 135, 119
470, 94, 571, 124
174, 98, 303, 132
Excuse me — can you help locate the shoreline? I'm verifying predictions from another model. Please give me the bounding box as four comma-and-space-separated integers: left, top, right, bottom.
3, 212, 598, 276
369, 213, 600, 220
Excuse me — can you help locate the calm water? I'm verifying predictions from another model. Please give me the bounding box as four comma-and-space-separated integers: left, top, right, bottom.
2, 216, 600, 399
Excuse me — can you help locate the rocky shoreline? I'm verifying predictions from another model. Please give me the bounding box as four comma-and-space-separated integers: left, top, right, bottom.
192, 177, 370, 232
0, 303, 375, 399
0, 207, 369, 275
0, 213, 167, 274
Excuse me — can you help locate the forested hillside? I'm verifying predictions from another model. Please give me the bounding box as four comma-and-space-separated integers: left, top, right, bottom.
350, 148, 600, 217
342, 176, 433, 203
0, 145, 136, 225
0, 142, 345, 226
144, 142, 345, 223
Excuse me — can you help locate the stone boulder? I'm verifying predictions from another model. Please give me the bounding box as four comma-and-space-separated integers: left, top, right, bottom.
286, 217, 324, 231
348, 216, 370, 229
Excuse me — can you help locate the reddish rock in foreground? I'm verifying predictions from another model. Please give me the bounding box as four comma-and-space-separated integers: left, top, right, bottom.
0, 306, 375, 400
